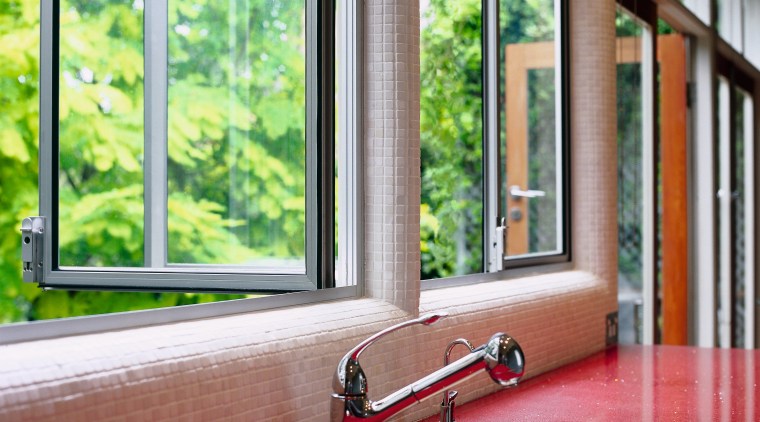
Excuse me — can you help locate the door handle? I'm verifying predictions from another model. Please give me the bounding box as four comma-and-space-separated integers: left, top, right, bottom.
509, 185, 545, 199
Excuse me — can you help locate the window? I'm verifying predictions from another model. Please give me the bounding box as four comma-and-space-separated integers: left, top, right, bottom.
615, 7, 650, 344
716, 71, 755, 349
419, 0, 568, 282
500, 0, 566, 263
0, 0, 348, 329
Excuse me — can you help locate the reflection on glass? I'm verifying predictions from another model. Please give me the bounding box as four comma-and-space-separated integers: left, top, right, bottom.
419, 0, 483, 279
58, 0, 145, 267
501, 0, 560, 257
615, 9, 644, 345
167, 0, 306, 269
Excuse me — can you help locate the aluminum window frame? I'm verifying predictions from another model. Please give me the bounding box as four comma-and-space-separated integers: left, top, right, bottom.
613, 0, 659, 345
0, 0, 361, 345
482, 0, 571, 270
38, 0, 337, 293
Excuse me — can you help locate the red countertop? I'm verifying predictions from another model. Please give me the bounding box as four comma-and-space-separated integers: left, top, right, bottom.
423, 345, 760, 421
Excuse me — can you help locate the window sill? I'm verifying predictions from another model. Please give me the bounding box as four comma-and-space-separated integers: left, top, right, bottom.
0, 268, 613, 421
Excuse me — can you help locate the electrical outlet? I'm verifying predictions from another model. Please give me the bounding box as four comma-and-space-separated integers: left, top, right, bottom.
606, 312, 618, 347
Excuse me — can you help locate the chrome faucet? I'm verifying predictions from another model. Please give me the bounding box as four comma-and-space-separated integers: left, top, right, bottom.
331, 312, 525, 421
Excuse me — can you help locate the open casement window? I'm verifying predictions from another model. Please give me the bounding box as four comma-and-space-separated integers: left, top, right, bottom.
613, 2, 692, 345
491, 0, 569, 269
716, 62, 755, 349
32, 0, 335, 293
418, 0, 569, 283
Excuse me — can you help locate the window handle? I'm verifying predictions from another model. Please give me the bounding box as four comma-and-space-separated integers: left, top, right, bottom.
509, 185, 545, 199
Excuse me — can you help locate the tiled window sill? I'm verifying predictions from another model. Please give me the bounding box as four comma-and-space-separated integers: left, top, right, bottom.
0, 269, 610, 421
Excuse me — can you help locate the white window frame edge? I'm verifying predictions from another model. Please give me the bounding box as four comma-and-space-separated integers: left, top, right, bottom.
0, 0, 360, 345
641, 19, 657, 346
144, 0, 168, 269
336, 0, 364, 291
717, 76, 732, 348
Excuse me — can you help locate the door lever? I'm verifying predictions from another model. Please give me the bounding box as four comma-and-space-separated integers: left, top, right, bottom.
509, 185, 545, 199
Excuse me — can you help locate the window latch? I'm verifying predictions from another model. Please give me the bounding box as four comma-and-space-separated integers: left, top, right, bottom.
491, 217, 507, 272
21, 216, 45, 283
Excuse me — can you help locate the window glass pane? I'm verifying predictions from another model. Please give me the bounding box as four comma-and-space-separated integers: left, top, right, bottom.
419, 0, 484, 279
615, 9, 644, 344
58, 0, 145, 267
167, 0, 306, 270
500, 0, 561, 258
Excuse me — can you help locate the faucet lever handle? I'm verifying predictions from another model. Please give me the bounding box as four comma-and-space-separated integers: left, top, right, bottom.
349, 312, 449, 361
333, 312, 449, 396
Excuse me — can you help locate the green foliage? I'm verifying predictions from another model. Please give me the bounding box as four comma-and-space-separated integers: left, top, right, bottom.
420, 0, 484, 279
0, 0, 314, 323
0, 0, 41, 322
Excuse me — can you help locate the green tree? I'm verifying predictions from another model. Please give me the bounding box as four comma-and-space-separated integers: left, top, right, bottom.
0, 0, 40, 321
420, 0, 483, 279
0, 0, 308, 322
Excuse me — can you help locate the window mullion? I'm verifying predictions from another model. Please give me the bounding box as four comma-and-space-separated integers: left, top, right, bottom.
484, 0, 502, 273
337, 0, 363, 288
641, 23, 657, 345
306, 0, 335, 288
39, 0, 57, 280
144, 0, 169, 268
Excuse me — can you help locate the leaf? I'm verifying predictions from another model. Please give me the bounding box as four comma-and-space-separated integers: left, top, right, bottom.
0, 128, 30, 162
32, 291, 70, 320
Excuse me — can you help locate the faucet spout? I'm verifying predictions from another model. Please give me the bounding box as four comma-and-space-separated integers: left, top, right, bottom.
331, 332, 524, 421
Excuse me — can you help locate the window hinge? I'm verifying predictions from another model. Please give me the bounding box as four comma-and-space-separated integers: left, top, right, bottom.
490, 217, 507, 272
21, 216, 45, 283
686, 81, 696, 109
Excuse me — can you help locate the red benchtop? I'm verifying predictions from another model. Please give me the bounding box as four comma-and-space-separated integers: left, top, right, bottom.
422, 345, 760, 421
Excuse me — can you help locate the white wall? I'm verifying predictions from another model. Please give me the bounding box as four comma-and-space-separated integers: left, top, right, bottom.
0, 0, 619, 420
